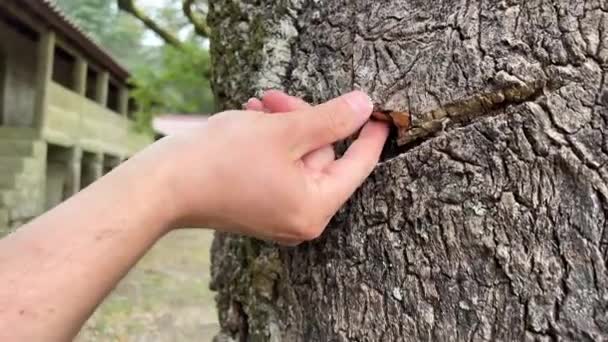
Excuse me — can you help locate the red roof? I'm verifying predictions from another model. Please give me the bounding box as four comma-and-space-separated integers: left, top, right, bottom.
153, 115, 209, 136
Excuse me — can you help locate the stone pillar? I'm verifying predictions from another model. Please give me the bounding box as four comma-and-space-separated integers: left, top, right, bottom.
96, 71, 109, 106
91, 152, 104, 180
73, 58, 87, 95
81, 152, 103, 188
64, 147, 82, 197
34, 30, 55, 130
118, 86, 130, 117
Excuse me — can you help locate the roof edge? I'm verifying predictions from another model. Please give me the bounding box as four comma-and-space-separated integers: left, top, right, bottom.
17, 0, 130, 81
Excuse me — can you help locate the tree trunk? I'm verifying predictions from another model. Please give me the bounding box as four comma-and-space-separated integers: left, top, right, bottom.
208, 0, 608, 341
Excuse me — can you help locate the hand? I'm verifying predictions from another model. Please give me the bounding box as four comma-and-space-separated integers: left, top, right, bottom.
155, 91, 389, 245
244, 90, 340, 180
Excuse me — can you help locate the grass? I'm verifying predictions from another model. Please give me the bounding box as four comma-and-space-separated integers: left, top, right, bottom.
75, 229, 219, 341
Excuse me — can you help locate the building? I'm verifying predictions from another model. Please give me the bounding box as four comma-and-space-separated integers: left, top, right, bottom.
152, 114, 208, 140
0, 0, 152, 234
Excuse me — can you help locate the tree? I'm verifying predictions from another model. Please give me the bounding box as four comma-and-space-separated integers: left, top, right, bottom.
116, 0, 210, 48
207, 0, 608, 341
130, 42, 215, 130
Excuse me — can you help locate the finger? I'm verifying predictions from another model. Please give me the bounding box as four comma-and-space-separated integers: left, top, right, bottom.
244, 98, 264, 112
276, 238, 303, 247
302, 145, 335, 171
318, 120, 389, 213
261, 91, 335, 169
285, 91, 374, 156
262, 90, 311, 112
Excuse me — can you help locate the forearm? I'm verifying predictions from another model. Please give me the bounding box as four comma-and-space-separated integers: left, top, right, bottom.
0, 148, 176, 341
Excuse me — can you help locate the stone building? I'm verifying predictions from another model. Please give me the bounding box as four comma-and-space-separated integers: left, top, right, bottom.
0, 0, 151, 234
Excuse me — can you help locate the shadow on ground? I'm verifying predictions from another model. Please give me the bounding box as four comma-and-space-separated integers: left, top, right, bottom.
76, 229, 219, 342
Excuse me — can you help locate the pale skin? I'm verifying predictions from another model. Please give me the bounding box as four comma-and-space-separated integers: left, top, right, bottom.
0, 90, 388, 341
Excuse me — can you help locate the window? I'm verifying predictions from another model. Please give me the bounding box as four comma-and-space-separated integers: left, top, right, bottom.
0, 12, 38, 127
128, 96, 138, 120
103, 155, 121, 174
107, 80, 119, 113
85, 66, 99, 101
45, 144, 72, 209
80, 151, 100, 188
52, 46, 75, 89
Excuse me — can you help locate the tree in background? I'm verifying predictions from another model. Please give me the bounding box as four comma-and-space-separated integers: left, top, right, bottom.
55, 0, 215, 132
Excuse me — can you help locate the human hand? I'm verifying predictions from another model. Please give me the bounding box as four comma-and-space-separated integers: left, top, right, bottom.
243, 90, 339, 179
154, 91, 389, 245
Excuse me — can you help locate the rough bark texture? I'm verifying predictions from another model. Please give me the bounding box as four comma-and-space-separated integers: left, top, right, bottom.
208, 1, 608, 341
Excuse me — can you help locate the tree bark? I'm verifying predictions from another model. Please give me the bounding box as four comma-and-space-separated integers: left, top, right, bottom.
208, 0, 608, 341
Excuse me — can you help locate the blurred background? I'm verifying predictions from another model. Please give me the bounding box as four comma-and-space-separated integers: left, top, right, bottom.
55, 0, 216, 132
0, 0, 218, 338
75, 229, 218, 341
52, 1, 219, 341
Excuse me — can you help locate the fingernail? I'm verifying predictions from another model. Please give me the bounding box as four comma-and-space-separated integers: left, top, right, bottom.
343, 91, 374, 118
243, 98, 257, 110
241, 99, 252, 109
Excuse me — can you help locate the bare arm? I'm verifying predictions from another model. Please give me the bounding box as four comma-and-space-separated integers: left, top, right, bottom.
0, 91, 388, 341
0, 148, 175, 341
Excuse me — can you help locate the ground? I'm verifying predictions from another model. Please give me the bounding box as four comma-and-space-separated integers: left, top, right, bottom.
76, 229, 219, 342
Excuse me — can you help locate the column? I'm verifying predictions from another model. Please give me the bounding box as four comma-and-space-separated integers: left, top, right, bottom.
91, 152, 104, 180
118, 86, 129, 116
80, 152, 103, 189
64, 147, 82, 197
96, 71, 109, 106
34, 30, 55, 130
73, 58, 87, 95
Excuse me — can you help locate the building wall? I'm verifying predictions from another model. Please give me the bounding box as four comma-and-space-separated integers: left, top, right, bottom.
0, 19, 38, 127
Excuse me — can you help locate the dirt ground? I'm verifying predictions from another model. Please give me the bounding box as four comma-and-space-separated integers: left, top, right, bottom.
76, 229, 219, 342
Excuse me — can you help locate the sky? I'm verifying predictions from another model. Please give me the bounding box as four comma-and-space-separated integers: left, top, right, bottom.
140, 0, 164, 10
139, 0, 168, 46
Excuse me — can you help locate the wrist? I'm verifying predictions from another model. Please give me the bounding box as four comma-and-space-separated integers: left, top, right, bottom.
145, 154, 184, 234
142, 136, 215, 231
113, 143, 183, 236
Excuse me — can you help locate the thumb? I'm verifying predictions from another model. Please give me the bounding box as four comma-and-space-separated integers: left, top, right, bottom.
285, 91, 374, 156
318, 120, 389, 214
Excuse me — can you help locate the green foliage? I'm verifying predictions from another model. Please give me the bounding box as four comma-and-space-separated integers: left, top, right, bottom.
55, 0, 147, 68
54, 0, 215, 133
130, 43, 215, 131
54, 0, 114, 36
